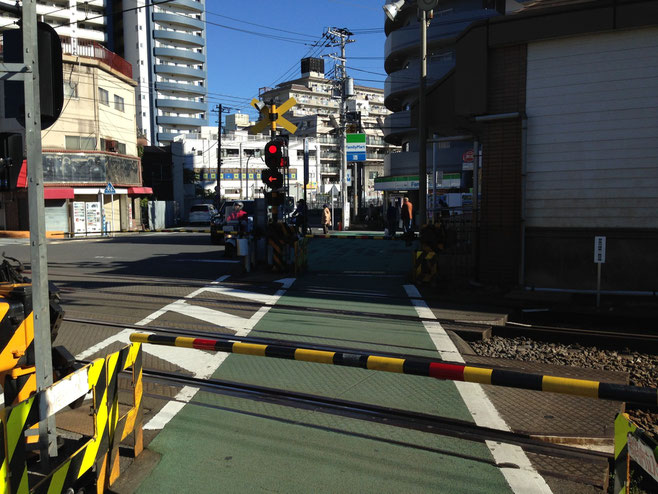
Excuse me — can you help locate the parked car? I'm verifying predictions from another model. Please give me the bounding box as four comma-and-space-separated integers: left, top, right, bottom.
188, 204, 216, 224
210, 200, 256, 244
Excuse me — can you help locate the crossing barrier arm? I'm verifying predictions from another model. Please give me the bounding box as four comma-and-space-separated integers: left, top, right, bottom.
129, 333, 658, 406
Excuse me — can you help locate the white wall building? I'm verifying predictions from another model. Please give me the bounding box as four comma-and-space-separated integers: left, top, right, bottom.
0, 0, 107, 44
170, 127, 320, 220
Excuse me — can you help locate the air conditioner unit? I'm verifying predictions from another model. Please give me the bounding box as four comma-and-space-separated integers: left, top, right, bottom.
105, 139, 118, 152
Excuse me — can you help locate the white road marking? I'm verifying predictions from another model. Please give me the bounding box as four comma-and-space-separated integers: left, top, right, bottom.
75, 274, 294, 431
403, 285, 552, 494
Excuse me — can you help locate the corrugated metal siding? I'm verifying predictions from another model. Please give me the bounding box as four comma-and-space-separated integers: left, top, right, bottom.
525, 27, 658, 229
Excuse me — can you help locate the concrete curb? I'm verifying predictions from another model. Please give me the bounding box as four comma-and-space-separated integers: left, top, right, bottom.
0, 230, 68, 239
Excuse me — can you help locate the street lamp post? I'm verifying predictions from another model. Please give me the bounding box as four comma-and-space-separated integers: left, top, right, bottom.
384, 0, 437, 226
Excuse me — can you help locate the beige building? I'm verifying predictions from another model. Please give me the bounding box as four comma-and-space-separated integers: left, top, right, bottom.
0, 39, 150, 234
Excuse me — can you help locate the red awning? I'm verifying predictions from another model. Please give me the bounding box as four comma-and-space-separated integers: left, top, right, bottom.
17, 160, 27, 188
44, 188, 75, 200
127, 187, 153, 195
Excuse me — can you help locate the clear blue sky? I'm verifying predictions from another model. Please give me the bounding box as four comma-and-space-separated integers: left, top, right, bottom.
204, 0, 387, 123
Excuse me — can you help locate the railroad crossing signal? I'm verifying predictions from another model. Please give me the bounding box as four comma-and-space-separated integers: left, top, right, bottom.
261, 169, 284, 189
264, 139, 286, 169
249, 98, 298, 134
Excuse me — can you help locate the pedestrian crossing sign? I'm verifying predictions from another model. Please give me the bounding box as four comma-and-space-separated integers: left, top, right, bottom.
104, 182, 116, 194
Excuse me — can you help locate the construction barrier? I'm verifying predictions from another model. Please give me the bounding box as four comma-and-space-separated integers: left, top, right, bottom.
412, 250, 438, 284
294, 238, 308, 274
614, 413, 658, 493
267, 223, 298, 272
129, 333, 658, 406
304, 233, 418, 240
0, 343, 143, 494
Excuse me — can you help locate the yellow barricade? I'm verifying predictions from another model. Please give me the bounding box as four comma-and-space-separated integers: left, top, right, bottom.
0, 343, 143, 494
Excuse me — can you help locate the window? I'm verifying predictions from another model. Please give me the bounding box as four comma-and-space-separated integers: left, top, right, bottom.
64, 82, 78, 99
65, 136, 95, 150
114, 95, 125, 112
99, 87, 109, 106
117, 142, 126, 154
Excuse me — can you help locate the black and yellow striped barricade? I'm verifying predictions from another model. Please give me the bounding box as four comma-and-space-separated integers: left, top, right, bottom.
267, 223, 298, 272
412, 249, 438, 284
106, 344, 144, 487
614, 413, 658, 493
294, 237, 308, 274
0, 343, 143, 494
130, 333, 658, 405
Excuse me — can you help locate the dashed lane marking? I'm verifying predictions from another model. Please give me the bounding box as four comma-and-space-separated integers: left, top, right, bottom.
403, 285, 552, 494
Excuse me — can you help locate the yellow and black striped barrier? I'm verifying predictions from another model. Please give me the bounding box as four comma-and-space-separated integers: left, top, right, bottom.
294, 238, 308, 274
129, 333, 658, 406
0, 343, 142, 493
413, 250, 438, 284
304, 233, 418, 240
613, 413, 658, 493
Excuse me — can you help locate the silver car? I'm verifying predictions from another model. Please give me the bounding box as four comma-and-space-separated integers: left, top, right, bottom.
188, 204, 216, 224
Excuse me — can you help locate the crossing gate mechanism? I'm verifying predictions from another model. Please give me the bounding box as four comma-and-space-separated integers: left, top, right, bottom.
614, 413, 658, 493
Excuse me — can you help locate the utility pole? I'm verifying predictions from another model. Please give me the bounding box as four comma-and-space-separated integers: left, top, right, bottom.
213, 104, 231, 207
22, 0, 57, 463
327, 27, 354, 231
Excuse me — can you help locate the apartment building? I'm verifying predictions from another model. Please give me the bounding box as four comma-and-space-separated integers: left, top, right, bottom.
259, 58, 395, 208
0, 0, 107, 44
111, 0, 208, 147
0, 39, 149, 233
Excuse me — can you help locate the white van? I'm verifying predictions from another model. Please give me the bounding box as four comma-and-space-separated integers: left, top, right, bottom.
188, 204, 216, 224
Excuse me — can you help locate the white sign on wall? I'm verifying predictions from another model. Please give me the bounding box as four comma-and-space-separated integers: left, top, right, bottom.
594, 236, 606, 264
73, 202, 87, 234
86, 202, 102, 233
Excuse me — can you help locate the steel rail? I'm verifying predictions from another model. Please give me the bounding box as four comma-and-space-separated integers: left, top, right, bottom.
132, 365, 612, 465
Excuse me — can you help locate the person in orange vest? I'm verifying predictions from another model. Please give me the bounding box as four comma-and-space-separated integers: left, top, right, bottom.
401, 196, 413, 236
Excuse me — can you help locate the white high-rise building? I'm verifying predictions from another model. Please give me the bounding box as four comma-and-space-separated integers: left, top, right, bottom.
115, 0, 208, 147
0, 0, 107, 44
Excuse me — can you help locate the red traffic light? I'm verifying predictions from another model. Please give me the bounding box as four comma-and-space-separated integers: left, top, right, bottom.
264, 139, 285, 170
261, 169, 283, 189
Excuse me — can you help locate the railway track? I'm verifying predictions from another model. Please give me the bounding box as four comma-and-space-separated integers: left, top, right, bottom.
62, 289, 658, 351
120, 364, 611, 487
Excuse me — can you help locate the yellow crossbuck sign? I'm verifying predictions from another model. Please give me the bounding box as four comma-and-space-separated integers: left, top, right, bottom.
249, 97, 297, 134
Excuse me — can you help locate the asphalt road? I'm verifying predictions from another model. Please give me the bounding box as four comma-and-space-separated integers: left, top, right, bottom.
0, 232, 237, 356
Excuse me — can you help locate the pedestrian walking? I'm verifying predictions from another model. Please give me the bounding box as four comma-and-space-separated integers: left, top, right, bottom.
401, 197, 413, 234
291, 199, 307, 235
322, 204, 331, 234
386, 200, 398, 238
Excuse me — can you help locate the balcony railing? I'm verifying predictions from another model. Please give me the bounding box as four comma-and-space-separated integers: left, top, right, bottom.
60, 36, 133, 79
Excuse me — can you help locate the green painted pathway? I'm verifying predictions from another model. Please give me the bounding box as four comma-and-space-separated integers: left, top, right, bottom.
136, 240, 513, 493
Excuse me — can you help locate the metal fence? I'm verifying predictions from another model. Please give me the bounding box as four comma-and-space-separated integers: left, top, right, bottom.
435, 208, 477, 279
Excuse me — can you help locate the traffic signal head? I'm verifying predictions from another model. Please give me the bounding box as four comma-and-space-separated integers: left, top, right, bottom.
264, 139, 285, 170
261, 169, 283, 189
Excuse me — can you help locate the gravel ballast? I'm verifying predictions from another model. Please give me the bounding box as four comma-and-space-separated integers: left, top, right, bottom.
469, 336, 658, 440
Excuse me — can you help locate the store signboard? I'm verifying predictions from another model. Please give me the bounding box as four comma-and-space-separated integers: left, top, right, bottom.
85, 202, 102, 233
346, 133, 366, 162
73, 202, 87, 234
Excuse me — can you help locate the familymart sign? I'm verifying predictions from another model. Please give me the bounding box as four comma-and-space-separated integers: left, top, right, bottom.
346, 133, 366, 161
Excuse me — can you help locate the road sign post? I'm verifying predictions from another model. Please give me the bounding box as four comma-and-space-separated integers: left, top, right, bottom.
594, 236, 606, 307
105, 182, 115, 236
